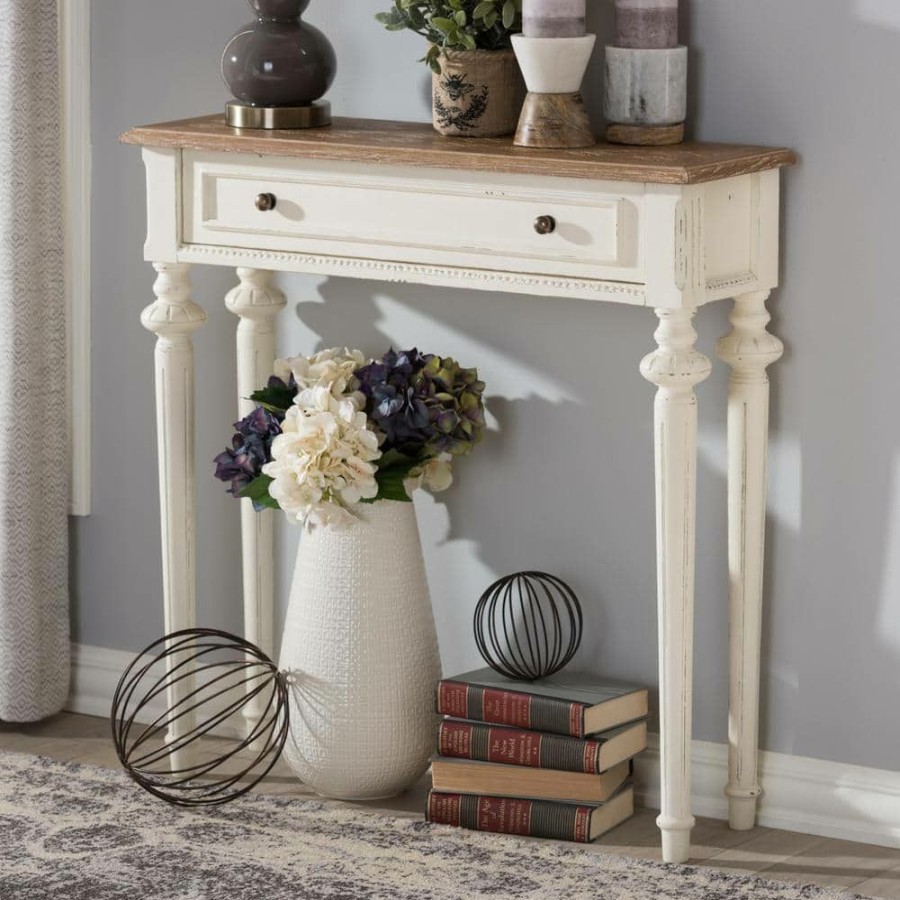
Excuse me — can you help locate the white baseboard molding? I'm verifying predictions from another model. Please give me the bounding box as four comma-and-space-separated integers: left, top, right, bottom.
68, 643, 133, 721
634, 735, 900, 850
68, 643, 900, 849
68, 642, 246, 741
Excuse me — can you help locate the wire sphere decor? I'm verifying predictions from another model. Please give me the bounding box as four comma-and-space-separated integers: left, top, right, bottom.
111, 628, 290, 807
474, 572, 584, 681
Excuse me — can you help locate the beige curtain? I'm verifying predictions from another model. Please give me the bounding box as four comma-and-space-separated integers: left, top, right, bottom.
0, 0, 70, 721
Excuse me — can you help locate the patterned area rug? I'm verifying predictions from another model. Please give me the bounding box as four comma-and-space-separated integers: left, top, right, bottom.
0, 751, 868, 900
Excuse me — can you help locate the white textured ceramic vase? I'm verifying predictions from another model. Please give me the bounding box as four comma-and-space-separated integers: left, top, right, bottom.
279, 500, 442, 800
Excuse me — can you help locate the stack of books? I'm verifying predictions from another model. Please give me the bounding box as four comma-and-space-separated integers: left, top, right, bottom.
426, 667, 649, 843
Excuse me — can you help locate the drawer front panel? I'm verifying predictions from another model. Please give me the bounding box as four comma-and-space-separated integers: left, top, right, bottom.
184, 153, 644, 281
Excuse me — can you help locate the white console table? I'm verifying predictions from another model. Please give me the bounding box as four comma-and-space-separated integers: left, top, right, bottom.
123, 116, 794, 864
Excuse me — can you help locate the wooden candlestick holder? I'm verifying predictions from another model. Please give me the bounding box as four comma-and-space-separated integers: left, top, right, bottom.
512, 34, 596, 149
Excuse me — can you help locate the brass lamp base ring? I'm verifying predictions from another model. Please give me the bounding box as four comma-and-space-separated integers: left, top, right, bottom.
225, 101, 332, 130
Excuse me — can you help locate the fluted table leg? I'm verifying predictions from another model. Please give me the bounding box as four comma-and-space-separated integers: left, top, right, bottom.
141, 262, 206, 772
225, 269, 287, 743
641, 307, 712, 864
716, 290, 784, 831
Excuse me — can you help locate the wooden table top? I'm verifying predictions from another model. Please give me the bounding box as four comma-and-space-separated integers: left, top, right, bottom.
121, 115, 796, 186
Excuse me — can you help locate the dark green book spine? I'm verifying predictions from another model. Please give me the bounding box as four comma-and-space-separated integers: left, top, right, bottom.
437, 721, 602, 773
427, 791, 594, 842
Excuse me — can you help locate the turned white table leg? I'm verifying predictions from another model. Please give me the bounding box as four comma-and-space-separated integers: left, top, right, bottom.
225, 269, 286, 741
141, 263, 206, 771
641, 307, 712, 864
716, 290, 784, 831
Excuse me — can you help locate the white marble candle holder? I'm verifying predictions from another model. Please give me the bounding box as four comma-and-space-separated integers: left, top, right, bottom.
512, 34, 597, 148
603, 45, 687, 143
513, 34, 596, 93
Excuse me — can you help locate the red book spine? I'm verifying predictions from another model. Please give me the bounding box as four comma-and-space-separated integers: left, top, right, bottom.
476, 796, 532, 836
437, 682, 470, 720
438, 721, 476, 759
573, 806, 591, 843
428, 791, 462, 827
481, 687, 532, 728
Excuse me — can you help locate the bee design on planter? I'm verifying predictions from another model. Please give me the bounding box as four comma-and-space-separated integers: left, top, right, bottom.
434, 72, 489, 132
441, 73, 476, 101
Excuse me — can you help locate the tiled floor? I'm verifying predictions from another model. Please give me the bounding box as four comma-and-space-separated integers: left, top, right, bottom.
2, 713, 898, 898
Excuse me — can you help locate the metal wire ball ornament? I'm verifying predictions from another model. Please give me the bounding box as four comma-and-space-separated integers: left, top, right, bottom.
111, 628, 290, 806
474, 572, 584, 681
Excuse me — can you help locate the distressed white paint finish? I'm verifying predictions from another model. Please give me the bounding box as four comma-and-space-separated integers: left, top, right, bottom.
138, 146, 786, 862
716, 290, 784, 830
140, 262, 206, 771
641, 308, 712, 863
224, 268, 287, 741
142, 148, 181, 262
183, 152, 644, 285
180, 244, 649, 305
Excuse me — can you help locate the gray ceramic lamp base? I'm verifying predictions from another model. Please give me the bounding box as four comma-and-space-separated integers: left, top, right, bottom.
225, 100, 332, 130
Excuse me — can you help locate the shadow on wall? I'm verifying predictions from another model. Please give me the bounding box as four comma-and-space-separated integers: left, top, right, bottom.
683, 0, 900, 770
286, 275, 738, 734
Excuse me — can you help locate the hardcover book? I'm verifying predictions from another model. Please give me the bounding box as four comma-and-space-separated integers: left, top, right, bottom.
436, 667, 648, 738
437, 719, 647, 775
431, 756, 632, 804
427, 785, 634, 843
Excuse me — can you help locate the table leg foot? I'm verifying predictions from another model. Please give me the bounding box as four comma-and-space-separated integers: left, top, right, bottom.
725, 791, 760, 831
658, 821, 694, 864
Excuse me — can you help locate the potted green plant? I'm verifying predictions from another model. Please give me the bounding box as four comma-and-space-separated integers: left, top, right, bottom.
376, 0, 526, 138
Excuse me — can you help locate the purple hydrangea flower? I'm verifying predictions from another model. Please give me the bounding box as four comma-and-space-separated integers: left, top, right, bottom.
356, 348, 434, 453
356, 348, 486, 457
214, 406, 283, 508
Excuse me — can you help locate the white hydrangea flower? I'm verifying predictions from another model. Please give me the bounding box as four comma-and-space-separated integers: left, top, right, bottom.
404, 454, 454, 497
263, 394, 382, 530
274, 347, 367, 402
305, 501, 361, 531
423, 457, 453, 493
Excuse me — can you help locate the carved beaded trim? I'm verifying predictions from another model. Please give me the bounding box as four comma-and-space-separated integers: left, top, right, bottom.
177, 244, 648, 303
706, 273, 759, 294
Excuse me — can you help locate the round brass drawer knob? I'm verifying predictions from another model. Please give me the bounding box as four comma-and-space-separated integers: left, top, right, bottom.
255, 192, 277, 212
534, 215, 556, 235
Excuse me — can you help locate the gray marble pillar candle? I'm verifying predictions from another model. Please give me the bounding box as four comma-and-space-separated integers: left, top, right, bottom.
523, 0, 586, 37
604, 0, 686, 142
615, 0, 678, 49
603, 45, 686, 125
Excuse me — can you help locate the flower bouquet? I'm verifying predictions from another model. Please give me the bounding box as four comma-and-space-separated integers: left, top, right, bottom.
215, 347, 486, 529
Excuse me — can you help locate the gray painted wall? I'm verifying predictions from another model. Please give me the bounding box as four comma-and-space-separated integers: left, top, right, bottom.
77, 0, 900, 772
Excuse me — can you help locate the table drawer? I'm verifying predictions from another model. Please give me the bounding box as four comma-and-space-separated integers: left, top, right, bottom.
183, 152, 643, 281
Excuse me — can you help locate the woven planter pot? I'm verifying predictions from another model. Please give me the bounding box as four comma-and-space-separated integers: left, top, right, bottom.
432, 48, 526, 138
279, 500, 441, 800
